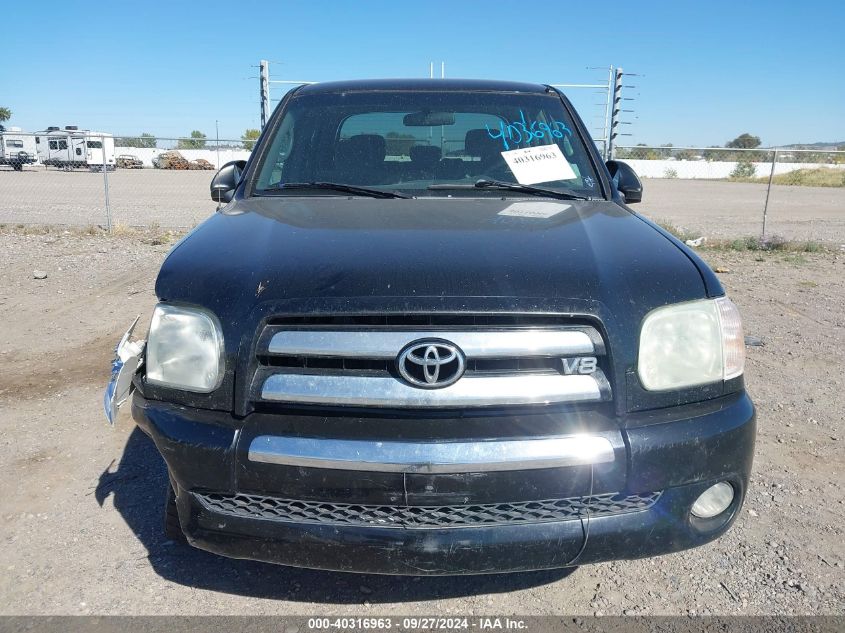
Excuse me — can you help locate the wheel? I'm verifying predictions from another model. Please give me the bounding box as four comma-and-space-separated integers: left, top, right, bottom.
12, 163, 22, 171
164, 482, 188, 543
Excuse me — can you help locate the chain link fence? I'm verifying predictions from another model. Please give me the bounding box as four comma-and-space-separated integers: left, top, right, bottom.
0, 133, 248, 229
1, 133, 843, 245
614, 146, 845, 245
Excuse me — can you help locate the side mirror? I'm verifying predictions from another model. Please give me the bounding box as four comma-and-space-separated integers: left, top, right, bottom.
606, 160, 643, 204
210, 160, 247, 203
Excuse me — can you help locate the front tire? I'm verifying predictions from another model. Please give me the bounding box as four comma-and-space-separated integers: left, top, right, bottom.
164, 482, 187, 543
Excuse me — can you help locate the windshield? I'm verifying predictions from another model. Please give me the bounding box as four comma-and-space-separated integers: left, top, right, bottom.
253, 89, 601, 198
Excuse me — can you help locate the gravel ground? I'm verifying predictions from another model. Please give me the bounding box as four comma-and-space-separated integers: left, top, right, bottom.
0, 169, 218, 229
638, 179, 845, 244
0, 226, 842, 616
1, 168, 843, 243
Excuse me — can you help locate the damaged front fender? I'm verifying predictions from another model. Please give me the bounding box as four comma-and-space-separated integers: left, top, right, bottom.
103, 316, 146, 426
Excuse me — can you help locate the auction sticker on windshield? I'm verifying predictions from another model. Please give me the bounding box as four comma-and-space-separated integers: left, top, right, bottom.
501, 144, 577, 185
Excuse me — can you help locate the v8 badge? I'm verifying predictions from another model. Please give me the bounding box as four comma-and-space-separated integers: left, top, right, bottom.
561, 356, 597, 375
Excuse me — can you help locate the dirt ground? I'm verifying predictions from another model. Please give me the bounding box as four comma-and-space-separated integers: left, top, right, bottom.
0, 227, 842, 616
1, 168, 844, 244
639, 179, 845, 244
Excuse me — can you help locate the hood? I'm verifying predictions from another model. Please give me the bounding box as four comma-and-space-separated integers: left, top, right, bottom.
157, 197, 710, 322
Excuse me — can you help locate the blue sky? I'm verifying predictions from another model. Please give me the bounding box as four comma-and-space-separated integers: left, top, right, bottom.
2, 1, 843, 146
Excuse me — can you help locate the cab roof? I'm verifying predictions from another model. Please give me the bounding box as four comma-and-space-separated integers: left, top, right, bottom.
295, 78, 554, 95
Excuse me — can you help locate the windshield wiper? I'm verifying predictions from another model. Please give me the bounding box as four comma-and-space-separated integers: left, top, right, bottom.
263, 182, 411, 199
428, 179, 589, 201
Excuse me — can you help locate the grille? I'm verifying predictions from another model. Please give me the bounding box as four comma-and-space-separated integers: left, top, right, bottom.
259, 355, 562, 374
250, 318, 611, 408
266, 314, 593, 328
196, 491, 661, 529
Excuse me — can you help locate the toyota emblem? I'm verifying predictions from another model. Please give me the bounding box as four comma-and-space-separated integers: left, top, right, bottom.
397, 340, 466, 389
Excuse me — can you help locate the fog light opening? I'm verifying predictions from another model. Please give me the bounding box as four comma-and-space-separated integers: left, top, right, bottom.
691, 482, 735, 519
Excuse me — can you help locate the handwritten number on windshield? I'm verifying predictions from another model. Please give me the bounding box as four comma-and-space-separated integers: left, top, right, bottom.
485, 111, 572, 150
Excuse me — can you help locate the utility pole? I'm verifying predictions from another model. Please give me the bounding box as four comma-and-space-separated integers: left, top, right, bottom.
259, 60, 270, 129
608, 67, 623, 160
602, 65, 614, 158
101, 135, 111, 232
215, 119, 220, 169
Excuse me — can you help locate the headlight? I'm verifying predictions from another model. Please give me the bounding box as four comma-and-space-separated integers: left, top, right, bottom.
146, 304, 224, 392
638, 297, 745, 391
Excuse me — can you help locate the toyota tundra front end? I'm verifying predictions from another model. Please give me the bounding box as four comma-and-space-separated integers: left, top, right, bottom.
104, 79, 755, 575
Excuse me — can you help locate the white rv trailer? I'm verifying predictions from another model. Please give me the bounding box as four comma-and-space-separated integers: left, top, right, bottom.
0, 125, 38, 171
35, 126, 116, 170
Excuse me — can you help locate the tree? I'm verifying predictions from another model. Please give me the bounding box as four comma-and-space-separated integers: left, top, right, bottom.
385, 132, 416, 156
628, 143, 660, 160
117, 133, 157, 148
241, 128, 260, 150
703, 145, 730, 162
0, 107, 11, 122
177, 130, 207, 149
657, 143, 674, 159
793, 151, 827, 164
726, 133, 761, 149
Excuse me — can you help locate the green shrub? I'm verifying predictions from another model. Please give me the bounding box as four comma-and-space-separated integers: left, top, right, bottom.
743, 236, 762, 250
730, 160, 757, 179
766, 234, 789, 250
656, 221, 699, 243
767, 167, 845, 188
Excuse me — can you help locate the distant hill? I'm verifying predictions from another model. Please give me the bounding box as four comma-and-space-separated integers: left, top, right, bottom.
779, 141, 845, 150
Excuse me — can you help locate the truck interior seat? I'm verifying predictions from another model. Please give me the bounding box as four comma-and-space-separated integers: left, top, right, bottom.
407, 145, 441, 180
464, 129, 502, 176
335, 134, 387, 184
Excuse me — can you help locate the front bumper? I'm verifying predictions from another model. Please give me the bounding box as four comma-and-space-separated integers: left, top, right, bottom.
131, 392, 756, 575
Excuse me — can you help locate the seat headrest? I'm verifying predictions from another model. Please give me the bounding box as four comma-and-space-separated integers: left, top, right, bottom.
409, 145, 441, 165
465, 129, 501, 158
340, 134, 386, 164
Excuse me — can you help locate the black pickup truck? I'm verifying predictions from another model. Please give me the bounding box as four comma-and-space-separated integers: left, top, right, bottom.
104, 79, 755, 575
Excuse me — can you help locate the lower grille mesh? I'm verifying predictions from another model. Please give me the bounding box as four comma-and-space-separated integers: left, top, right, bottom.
196, 491, 661, 528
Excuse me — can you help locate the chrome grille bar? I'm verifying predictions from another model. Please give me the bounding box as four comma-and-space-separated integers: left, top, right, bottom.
248, 434, 615, 473
267, 329, 595, 359
260, 373, 603, 408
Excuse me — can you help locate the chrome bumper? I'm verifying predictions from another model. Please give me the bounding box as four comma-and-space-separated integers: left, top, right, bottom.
248, 434, 615, 473
103, 317, 145, 425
